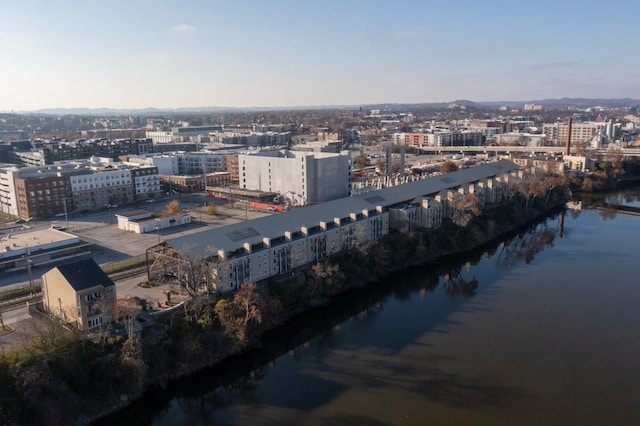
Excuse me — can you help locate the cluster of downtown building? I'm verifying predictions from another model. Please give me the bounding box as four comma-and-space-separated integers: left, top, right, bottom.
0, 110, 634, 222
391, 118, 624, 149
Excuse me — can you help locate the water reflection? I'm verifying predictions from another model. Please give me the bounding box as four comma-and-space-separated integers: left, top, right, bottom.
98, 195, 640, 426
495, 222, 558, 267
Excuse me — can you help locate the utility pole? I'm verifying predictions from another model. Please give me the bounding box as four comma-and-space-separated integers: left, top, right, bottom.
63, 198, 69, 229
0, 198, 5, 229
26, 247, 33, 288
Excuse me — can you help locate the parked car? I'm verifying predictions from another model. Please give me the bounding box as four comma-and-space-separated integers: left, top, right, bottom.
50, 224, 67, 231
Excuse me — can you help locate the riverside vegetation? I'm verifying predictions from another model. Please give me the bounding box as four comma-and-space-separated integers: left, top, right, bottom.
2, 158, 639, 426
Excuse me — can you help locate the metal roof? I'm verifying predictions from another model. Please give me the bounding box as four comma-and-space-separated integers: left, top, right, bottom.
166, 160, 519, 257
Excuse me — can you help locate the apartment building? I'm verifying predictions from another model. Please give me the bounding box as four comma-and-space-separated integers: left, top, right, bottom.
392, 130, 484, 147
40, 138, 152, 163
226, 154, 239, 183
69, 165, 134, 211
470, 120, 534, 133
209, 131, 291, 147
176, 151, 227, 174
160, 174, 204, 194
542, 121, 620, 148
0, 165, 20, 217
6, 164, 83, 219
205, 172, 231, 188
124, 151, 229, 176
163, 160, 522, 295
131, 166, 162, 201
2, 156, 163, 218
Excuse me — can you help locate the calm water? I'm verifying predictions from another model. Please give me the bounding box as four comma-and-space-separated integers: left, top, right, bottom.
103, 200, 640, 426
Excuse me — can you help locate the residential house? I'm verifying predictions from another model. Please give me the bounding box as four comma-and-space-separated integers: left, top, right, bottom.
41, 258, 117, 330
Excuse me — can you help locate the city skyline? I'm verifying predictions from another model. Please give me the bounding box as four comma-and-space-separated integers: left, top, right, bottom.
2, 0, 639, 112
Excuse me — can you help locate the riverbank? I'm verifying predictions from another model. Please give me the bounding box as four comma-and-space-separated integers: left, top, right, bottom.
89, 191, 570, 426
0, 186, 569, 426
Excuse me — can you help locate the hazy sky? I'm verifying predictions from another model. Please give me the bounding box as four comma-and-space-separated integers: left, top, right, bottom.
2, 0, 639, 111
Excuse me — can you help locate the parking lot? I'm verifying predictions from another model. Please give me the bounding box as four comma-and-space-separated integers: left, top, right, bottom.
0, 199, 271, 290
66, 200, 271, 264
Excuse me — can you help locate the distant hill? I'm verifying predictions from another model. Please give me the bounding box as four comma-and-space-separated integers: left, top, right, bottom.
10, 97, 640, 115
481, 97, 640, 109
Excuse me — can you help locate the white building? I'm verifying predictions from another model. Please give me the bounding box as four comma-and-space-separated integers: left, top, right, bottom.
0, 165, 20, 217
543, 121, 621, 148
124, 154, 179, 176
238, 150, 351, 204
495, 132, 547, 146
145, 131, 174, 144
116, 210, 191, 234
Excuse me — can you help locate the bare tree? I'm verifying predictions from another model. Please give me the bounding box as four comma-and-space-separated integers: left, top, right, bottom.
308, 261, 341, 298
166, 199, 181, 214
440, 160, 459, 174
517, 171, 567, 209
214, 281, 265, 342
450, 193, 481, 227
572, 139, 591, 156
168, 244, 215, 298
354, 150, 368, 169
93, 292, 116, 345
605, 148, 624, 178
233, 281, 263, 328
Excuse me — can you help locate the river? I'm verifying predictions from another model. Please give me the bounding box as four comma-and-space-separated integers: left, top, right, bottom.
99, 194, 640, 426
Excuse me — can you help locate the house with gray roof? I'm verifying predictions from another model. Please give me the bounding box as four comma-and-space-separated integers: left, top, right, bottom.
41, 258, 117, 330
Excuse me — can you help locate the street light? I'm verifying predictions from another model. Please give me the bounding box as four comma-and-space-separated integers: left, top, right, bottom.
155, 219, 161, 244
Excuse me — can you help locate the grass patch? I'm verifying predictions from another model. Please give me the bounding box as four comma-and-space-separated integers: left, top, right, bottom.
101, 255, 149, 275
0, 286, 40, 302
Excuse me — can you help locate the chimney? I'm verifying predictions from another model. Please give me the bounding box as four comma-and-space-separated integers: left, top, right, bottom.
565, 118, 572, 156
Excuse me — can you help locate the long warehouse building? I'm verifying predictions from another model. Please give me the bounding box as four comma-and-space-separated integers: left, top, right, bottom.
163, 160, 522, 294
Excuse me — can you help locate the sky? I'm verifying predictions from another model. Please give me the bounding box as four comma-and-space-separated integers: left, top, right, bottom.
2, 0, 639, 111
